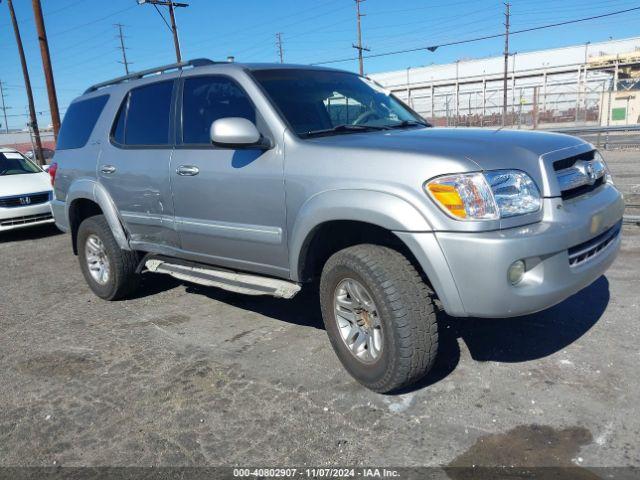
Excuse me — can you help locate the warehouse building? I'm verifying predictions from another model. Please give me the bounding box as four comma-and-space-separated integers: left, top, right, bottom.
369, 36, 640, 128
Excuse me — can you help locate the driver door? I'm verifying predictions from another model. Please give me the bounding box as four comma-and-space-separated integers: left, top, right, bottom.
169, 74, 288, 278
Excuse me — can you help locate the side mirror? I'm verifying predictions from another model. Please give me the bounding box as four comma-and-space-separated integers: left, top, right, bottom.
210, 117, 271, 150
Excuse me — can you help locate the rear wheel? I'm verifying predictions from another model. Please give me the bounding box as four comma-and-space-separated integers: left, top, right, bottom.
77, 215, 139, 300
320, 244, 438, 393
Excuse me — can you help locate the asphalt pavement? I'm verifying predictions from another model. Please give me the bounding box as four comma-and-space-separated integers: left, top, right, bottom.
0, 152, 638, 473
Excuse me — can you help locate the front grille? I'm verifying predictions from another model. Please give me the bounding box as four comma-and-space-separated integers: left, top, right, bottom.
568, 221, 621, 267
553, 151, 595, 171
0, 191, 51, 208
561, 177, 604, 200
0, 212, 53, 227
554, 150, 606, 200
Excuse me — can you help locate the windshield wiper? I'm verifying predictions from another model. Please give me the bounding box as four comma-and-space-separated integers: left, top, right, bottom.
384, 120, 430, 129
303, 124, 389, 138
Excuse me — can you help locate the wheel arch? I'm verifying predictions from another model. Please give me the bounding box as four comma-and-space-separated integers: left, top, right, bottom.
290, 189, 432, 281
66, 179, 130, 255
289, 190, 467, 316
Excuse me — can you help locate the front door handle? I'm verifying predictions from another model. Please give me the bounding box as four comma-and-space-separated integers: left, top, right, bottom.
176, 165, 200, 176
100, 165, 116, 174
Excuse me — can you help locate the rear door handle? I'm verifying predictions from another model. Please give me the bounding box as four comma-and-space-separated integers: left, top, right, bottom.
176, 165, 199, 176
100, 165, 116, 174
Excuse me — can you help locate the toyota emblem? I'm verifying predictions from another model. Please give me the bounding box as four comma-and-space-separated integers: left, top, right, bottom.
585, 163, 596, 184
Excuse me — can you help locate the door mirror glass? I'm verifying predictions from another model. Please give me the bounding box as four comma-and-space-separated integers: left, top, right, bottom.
210, 117, 268, 149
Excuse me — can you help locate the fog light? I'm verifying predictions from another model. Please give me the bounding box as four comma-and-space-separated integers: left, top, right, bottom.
508, 260, 526, 285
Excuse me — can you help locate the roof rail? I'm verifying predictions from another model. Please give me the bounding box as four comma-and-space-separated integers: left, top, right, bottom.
84, 58, 216, 93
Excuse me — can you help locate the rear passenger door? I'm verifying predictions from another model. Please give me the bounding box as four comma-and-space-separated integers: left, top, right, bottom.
169, 74, 288, 278
99, 79, 179, 249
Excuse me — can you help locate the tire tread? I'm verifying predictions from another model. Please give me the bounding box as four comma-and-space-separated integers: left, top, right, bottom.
78, 215, 139, 300
321, 244, 438, 392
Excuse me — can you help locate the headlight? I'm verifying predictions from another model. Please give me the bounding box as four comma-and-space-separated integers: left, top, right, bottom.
425, 170, 541, 221
484, 170, 542, 218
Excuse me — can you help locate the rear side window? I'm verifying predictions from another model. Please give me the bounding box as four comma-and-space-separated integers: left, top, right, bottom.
182, 76, 256, 145
57, 95, 109, 150
112, 81, 174, 146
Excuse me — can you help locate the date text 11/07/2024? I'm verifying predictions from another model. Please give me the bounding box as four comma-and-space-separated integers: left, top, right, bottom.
232, 468, 400, 477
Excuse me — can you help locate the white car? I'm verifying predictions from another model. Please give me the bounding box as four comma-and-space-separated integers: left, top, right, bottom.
0, 147, 55, 232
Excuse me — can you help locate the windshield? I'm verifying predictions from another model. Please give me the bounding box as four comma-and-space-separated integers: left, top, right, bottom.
0, 151, 42, 176
251, 69, 428, 137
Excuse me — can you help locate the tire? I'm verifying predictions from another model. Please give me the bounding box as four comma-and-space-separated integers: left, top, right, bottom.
77, 214, 139, 300
320, 244, 438, 393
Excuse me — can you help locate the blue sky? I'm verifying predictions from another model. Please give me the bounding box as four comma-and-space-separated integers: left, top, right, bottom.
1, 0, 640, 129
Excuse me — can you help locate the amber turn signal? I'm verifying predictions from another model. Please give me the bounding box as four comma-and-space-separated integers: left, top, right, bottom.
426, 183, 466, 219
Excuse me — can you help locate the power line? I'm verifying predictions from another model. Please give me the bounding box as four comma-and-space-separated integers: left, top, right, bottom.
366, 0, 489, 17
195, 1, 356, 61
513, 0, 638, 16
183, 0, 346, 52
48, 27, 114, 58
312, 5, 640, 66
137, 1, 189, 64
0, 0, 89, 28
46, 5, 137, 39
152, 3, 173, 32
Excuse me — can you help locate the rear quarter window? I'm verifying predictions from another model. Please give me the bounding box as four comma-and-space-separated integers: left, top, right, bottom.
56, 95, 109, 150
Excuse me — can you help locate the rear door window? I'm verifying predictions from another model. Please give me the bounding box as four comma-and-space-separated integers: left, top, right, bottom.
112, 80, 174, 146
57, 95, 109, 150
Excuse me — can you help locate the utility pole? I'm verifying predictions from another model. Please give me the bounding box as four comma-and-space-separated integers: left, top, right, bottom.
502, 1, 511, 126
276, 32, 284, 64
32, 0, 61, 140
115, 24, 131, 74
4, 0, 44, 165
167, 1, 182, 63
353, 0, 370, 76
0, 81, 11, 134
137, 1, 189, 64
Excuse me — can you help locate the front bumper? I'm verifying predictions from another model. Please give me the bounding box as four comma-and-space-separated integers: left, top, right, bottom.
397, 183, 625, 318
0, 202, 55, 232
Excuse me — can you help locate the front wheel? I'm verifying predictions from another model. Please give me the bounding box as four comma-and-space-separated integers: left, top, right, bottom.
77, 215, 139, 300
320, 244, 438, 393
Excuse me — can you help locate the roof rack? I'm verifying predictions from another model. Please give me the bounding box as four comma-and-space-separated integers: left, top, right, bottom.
84, 58, 216, 93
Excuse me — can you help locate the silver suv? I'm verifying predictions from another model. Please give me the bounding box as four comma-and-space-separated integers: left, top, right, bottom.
51, 59, 624, 392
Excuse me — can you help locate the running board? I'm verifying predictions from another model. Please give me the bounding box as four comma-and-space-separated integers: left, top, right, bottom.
145, 259, 301, 299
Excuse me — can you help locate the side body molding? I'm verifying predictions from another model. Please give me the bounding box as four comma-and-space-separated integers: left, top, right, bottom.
65, 179, 131, 251
288, 189, 432, 281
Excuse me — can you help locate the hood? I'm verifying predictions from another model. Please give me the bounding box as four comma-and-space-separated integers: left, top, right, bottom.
306, 127, 589, 195
309, 127, 585, 163
0, 171, 52, 197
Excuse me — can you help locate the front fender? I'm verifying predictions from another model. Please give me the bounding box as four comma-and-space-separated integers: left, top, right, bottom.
288, 189, 433, 281
65, 179, 131, 251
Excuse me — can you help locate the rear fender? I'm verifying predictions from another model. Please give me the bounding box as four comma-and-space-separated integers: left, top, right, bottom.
66, 179, 131, 251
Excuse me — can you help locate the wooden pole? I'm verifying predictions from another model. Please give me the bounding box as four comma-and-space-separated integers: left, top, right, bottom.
32, 0, 61, 140
6, 0, 44, 165
168, 2, 182, 63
